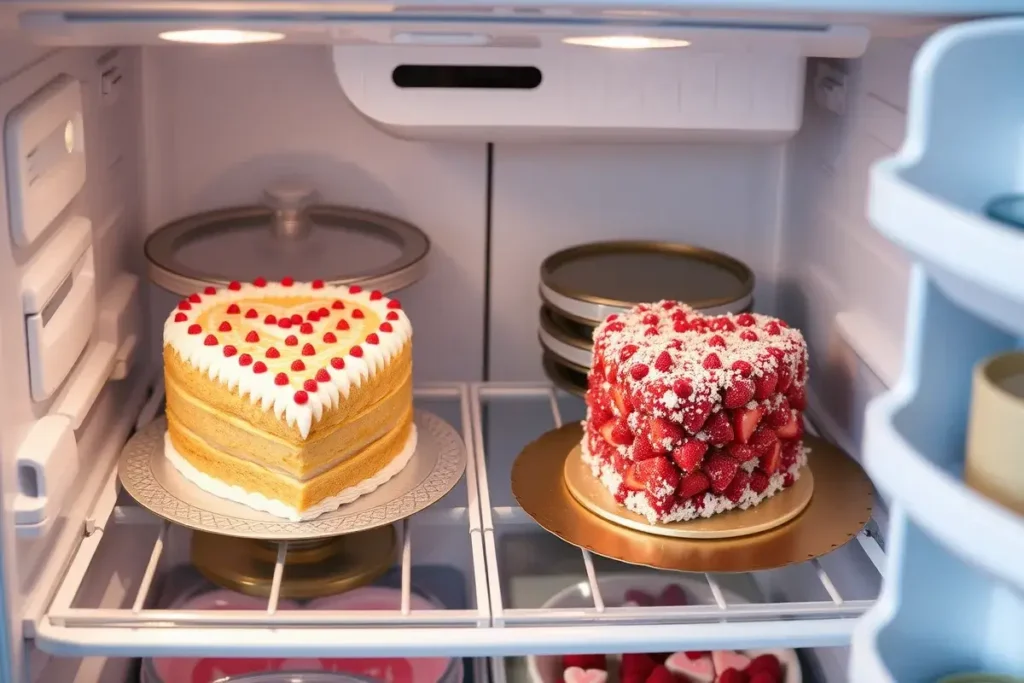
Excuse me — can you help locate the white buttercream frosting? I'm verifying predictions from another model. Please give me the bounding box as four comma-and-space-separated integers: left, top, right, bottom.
163, 280, 412, 439
164, 426, 418, 521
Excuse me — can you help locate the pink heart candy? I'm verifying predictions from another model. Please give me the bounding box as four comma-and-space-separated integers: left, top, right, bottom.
563, 667, 608, 683
665, 652, 714, 683
711, 651, 751, 676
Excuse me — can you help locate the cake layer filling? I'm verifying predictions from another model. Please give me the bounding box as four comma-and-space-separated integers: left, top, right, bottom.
165, 363, 412, 480
163, 342, 413, 444
168, 408, 415, 511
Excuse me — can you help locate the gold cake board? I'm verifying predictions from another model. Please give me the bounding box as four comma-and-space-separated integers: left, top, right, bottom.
512, 423, 874, 573
564, 448, 814, 539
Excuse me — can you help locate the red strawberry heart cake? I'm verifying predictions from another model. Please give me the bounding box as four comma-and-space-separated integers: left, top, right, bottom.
581, 301, 809, 524
163, 279, 413, 521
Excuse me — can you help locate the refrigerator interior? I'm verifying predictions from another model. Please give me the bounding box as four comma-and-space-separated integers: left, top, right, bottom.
0, 5, 1021, 683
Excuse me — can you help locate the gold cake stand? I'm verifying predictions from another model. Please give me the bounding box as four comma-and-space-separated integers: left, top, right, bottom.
512, 423, 874, 573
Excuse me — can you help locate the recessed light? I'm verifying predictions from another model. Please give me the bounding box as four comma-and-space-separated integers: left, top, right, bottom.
158, 29, 286, 45
562, 35, 691, 50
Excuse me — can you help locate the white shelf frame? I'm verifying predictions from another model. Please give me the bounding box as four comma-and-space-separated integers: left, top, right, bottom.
33, 382, 885, 658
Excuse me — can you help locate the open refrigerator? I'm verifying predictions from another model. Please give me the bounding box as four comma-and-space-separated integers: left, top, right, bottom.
0, 2, 1023, 683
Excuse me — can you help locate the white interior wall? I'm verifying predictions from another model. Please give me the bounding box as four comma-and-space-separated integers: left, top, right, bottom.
489, 141, 787, 381
138, 45, 490, 382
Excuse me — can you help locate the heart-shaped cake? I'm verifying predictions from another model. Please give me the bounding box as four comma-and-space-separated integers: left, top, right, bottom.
163, 278, 413, 521
581, 301, 808, 524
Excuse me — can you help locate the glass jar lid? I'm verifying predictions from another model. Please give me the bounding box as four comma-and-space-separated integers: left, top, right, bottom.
145, 181, 430, 296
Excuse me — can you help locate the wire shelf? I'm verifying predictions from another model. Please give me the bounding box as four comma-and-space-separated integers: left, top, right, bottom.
33, 382, 884, 658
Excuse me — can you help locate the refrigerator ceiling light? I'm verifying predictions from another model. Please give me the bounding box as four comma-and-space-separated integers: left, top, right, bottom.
157, 29, 285, 44
561, 35, 690, 49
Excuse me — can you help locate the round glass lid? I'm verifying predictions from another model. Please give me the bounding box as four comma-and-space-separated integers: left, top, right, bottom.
145, 183, 430, 296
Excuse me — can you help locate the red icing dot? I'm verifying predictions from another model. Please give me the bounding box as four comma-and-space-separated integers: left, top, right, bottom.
318, 307, 329, 317
223, 345, 237, 357
607, 322, 625, 333
204, 286, 216, 295
387, 299, 401, 310
278, 318, 292, 329
254, 277, 267, 287
188, 293, 202, 304
349, 285, 363, 294
300, 323, 314, 334
673, 378, 692, 398
630, 364, 649, 380
228, 281, 242, 291
253, 361, 267, 374
246, 331, 260, 343
204, 334, 218, 346
620, 344, 638, 362
174, 313, 187, 322
188, 324, 202, 335
239, 353, 253, 366
703, 353, 722, 369
674, 321, 690, 333
352, 309, 365, 319
293, 390, 308, 404
266, 347, 280, 358
285, 335, 298, 346
330, 357, 345, 370
291, 359, 305, 371
312, 279, 324, 289
350, 345, 363, 358
736, 313, 755, 327
370, 290, 383, 301
642, 313, 659, 325
290, 314, 303, 324
336, 319, 350, 331
265, 315, 277, 324
306, 311, 320, 322
740, 330, 759, 342
332, 300, 345, 310
219, 321, 232, 332
282, 277, 295, 287
765, 322, 782, 336
380, 322, 393, 333
274, 373, 289, 386
178, 301, 191, 311
227, 303, 241, 314
654, 351, 672, 372
366, 333, 380, 345
708, 334, 726, 348
323, 332, 337, 343
386, 311, 399, 321
303, 379, 318, 392
302, 343, 316, 356
316, 368, 331, 382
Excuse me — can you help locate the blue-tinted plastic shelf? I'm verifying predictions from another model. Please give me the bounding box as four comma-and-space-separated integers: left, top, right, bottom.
851, 509, 1024, 683
868, 17, 1024, 339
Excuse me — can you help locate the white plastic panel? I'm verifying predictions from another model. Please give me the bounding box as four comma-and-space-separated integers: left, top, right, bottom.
334, 31, 866, 142
13, 414, 78, 536
3, 74, 86, 247
21, 215, 96, 402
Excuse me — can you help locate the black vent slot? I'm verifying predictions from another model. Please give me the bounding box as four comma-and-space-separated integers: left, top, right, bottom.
392, 65, 541, 90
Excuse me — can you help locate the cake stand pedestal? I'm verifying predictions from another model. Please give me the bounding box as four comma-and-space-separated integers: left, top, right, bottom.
512, 423, 873, 573
118, 410, 466, 541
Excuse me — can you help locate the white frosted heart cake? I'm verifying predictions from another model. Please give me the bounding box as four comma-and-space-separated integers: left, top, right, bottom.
582, 301, 809, 524
163, 278, 413, 521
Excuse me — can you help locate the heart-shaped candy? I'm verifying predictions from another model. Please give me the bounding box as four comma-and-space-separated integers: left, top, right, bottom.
711, 651, 751, 676
563, 667, 608, 683
665, 652, 714, 683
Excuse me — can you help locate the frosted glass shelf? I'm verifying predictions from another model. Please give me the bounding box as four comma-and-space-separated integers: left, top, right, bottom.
868, 18, 1024, 339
